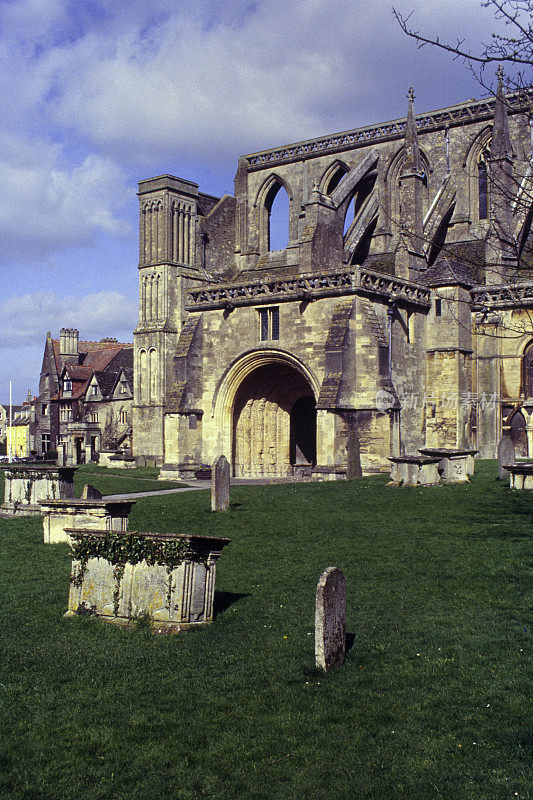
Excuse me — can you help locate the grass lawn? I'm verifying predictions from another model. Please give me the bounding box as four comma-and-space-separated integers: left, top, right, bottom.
0, 464, 186, 505
0, 461, 531, 800
72, 463, 187, 497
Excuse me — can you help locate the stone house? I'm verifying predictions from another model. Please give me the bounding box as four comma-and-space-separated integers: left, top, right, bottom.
133, 76, 533, 477
35, 329, 133, 464
0, 404, 7, 447
5, 401, 33, 459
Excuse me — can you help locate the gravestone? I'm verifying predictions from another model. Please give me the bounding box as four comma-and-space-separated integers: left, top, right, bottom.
345, 432, 362, 480
315, 567, 346, 672
211, 455, 230, 512
497, 436, 515, 479
80, 484, 102, 500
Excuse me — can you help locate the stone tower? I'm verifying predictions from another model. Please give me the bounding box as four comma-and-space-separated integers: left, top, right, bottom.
133, 176, 202, 464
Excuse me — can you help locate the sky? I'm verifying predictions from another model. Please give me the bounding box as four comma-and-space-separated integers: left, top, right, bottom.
0, 0, 513, 401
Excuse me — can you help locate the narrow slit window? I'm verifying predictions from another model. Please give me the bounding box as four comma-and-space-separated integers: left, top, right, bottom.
271, 307, 279, 340
478, 158, 488, 220
260, 309, 269, 341
435, 299, 442, 317
258, 307, 280, 341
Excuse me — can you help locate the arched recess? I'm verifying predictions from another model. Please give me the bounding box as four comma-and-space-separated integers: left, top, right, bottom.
386, 146, 431, 229
465, 126, 492, 224
212, 349, 320, 476
138, 349, 147, 403
149, 348, 158, 403
319, 160, 350, 196
255, 174, 293, 253
522, 340, 533, 397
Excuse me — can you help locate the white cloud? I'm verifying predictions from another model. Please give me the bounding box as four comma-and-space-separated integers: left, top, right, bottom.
0, 132, 132, 262
2, 0, 504, 171
0, 290, 137, 349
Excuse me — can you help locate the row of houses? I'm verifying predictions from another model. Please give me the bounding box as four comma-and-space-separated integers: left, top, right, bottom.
2, 329, 133, 463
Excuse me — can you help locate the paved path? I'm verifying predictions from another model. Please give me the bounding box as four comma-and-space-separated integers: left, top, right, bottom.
103, 476, 292, 501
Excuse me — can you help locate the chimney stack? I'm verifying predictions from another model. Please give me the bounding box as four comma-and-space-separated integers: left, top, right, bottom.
59, 328, 79, 357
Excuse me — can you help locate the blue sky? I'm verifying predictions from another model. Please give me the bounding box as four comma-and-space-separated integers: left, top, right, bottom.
0, 0, 508, 400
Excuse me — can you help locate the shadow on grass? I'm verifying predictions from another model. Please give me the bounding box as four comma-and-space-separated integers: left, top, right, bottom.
346, 632, 355, 653
213, 590, 250, 618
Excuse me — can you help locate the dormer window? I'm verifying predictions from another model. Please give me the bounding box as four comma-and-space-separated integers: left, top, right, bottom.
119, 381, 128, 394
64, 380, 72, 392
90, 385, 98, 396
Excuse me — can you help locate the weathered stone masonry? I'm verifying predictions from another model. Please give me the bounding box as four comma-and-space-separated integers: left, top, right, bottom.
133, 81, 533, 476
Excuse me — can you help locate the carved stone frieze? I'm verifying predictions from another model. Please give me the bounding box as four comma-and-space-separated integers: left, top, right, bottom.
185, 267, 431, 311
245, 91, 532, 169
471, 281, 533, 309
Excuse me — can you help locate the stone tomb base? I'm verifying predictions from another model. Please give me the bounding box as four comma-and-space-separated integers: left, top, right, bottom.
40, 498, 135, 543
388, 456, 441, 486
418, 448, 478, 483
505, 463, 533, 489
0, 465, 77, 516
66, 530, 231, 631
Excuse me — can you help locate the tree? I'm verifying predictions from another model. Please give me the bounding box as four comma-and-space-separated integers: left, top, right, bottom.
393, 1, 532, 94
392, 0, 533, 340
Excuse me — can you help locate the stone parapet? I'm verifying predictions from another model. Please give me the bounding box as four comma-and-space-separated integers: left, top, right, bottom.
244, 91, 532, 169
186, 267, 431, 311
471, 282, 533, 310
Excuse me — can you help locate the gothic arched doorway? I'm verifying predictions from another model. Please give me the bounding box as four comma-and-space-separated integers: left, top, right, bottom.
232, 363, 316, 477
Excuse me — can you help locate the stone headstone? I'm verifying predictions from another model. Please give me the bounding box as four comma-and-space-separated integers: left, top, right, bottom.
345, 432, 362, 480
497, 436, 515, 479
80, 484, 102, 500
315, 567, 346, 672
211, 455, 230, 512
57, 443, 66, 467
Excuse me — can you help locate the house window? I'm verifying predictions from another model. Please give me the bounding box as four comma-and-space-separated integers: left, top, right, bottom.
64, 380, 72, 392
119, 410, 128, 424
259, 307, 280, 341
90, 385, 98, 396
60, 405, 72, 422
41, 434, 50, 453
90, 413, 99, 423
119, 381, 128, 394
41, 403, 48, 415
435, 299, 442, 317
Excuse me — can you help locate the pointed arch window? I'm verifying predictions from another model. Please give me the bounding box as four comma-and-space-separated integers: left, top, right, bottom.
523, 341, 533, 397
478, 152, 489, 220
324, 163, 349, 196
265, 181, 289, 251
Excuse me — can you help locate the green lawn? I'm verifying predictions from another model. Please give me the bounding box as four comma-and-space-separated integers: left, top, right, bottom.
0, 464, 185, 505
0, 462, 531, 800
73, 463, 187, 496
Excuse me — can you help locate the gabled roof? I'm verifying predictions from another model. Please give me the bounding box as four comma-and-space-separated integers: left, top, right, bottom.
51, 338, 133, 374
53, 336, 133, 401
111, 368, 134, 395
91, 370, 119, 398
